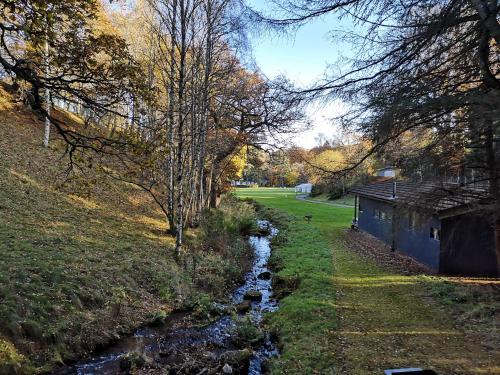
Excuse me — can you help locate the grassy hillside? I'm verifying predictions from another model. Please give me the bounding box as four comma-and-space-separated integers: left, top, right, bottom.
237, 188, 500, 375
0, 86, 253, 374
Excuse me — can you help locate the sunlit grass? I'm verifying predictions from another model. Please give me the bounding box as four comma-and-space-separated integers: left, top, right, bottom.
0, 338, 33, 373
0, 88, 253, 373
66, 194, 101, 210
236, 187, 500, 375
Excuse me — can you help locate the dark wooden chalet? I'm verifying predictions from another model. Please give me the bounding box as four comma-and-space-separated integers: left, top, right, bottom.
350, 181, 498, 277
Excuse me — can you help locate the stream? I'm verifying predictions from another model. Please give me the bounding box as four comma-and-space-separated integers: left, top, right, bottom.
53, 220, 279, 375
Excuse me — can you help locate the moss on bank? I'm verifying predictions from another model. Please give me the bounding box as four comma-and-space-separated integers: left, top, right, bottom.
0, 88, 256, 374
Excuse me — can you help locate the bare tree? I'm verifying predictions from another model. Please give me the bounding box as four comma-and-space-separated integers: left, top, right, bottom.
251, 0, 500, 271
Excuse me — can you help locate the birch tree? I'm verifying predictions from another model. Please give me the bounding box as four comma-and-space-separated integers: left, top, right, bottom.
43, 8, 50, 147
0, 0, 143, 158
102, 0, 304, 256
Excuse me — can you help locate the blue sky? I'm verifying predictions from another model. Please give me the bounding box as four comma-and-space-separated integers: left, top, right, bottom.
246, 1, 354, 148
111, 0, 353, 148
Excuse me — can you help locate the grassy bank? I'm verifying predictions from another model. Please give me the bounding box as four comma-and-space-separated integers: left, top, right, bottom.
0, 88, 255, 374
236, 188, 500, 374
308, 193, 355, 207
266, 219, 339, 373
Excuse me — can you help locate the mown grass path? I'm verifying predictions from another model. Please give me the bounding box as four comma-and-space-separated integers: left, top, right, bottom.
236, 188, 500, 375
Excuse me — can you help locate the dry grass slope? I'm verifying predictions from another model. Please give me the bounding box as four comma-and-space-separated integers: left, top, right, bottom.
0, 85, 181, 373
0, 86, 253, 374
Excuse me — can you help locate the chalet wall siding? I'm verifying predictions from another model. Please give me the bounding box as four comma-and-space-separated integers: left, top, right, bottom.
358, 197, 440, 270
440, 214, 498, 277
358, 197, 394, 245
395, 213, 441, 269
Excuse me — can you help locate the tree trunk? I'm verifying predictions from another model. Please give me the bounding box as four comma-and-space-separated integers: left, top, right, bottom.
174, 0, 188, 257
475, 12, 500, 275
166, 0, 178, 237
470, 0, 500, 45
43, 33, 50, 148
485, 121, 500, 276
209, 158, 222, 209
210, 173, 218, 208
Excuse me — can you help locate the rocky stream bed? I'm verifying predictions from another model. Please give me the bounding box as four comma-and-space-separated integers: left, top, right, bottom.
52, 221, 280, 375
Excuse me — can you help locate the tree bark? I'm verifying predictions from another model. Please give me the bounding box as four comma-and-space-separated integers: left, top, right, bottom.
166, 0, 178, 236
43, 28, 50, 148
174, 0, 188, 257
484, 121, 500, 275
470, 0, 500, 45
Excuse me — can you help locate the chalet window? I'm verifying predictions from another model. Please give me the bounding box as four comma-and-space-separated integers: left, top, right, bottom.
430, 227, 440, 241
373, 209, 391, 221
359, 203, 363, 213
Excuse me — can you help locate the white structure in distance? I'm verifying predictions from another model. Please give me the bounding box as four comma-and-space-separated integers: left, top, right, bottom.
376, 167, 397, 178
295, 183, 313, 193
231, 181, 255, 187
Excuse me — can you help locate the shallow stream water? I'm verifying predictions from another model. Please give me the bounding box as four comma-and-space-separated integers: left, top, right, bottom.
53, 220, 279, 375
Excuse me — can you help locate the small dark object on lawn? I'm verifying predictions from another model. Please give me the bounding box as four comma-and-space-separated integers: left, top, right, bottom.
304, 215, 312, 223
384, 369, 437, 375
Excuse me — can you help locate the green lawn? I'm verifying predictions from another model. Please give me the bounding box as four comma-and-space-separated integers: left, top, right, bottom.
236, 188, 353, 230
308, 193, 356, 206
235, 187, 500, 375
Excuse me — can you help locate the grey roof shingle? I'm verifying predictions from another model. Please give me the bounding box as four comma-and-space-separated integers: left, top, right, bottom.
350, 181, 492, 214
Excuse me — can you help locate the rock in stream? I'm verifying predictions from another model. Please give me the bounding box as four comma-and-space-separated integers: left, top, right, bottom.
52, 221, 280, 375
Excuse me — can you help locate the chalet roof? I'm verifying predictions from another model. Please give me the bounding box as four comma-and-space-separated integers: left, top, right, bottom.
350, 181, 492, 216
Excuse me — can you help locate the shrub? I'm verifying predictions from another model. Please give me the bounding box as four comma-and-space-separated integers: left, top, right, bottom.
191, 292, 220, 320
327, 186, 344, 200
181, 195, 257, 304
310, 184, 322, 197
